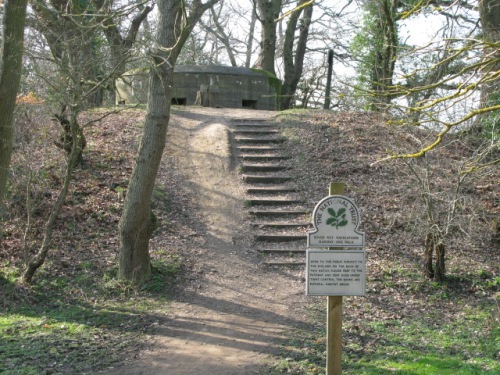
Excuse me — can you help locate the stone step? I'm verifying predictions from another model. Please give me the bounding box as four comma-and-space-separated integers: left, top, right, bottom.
255, 234, 307, 242
246, 198, 302, 206
235, 136, 285, 144
249, 209, 309, 216
241, 164, 288, 172
243, 175, 292, 183
246, 186, 297, 194
241, 154, 289, 161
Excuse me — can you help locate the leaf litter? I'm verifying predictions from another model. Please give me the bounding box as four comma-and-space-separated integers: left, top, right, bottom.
1, 107, 498, 374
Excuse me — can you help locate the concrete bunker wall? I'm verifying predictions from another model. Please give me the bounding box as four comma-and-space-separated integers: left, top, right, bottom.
116, 65, 277, 110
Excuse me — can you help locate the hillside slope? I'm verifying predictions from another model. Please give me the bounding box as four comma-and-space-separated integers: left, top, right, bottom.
1, 106, 498, 374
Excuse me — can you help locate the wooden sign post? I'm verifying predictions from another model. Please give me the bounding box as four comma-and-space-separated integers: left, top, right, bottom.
328, 182, 344, 375
306, 182, 366, 375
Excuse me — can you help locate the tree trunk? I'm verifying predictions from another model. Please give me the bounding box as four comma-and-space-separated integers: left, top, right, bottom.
324, 49, 333, 110
280, 0, 313, 110
434, 242, 445, 281
365, 0, 398, 111
478, 0, 500, 128
255, 0, 282, 75
207, 7, 237, 66
424, 232, 446, 281
102, 4, 153, 103
23, 110, 84, 283
0, 0, 29, 237
424, 232, 435, 279
245, 1, 257, 68
53, 106, 86, 164
118, 0, 218, 285
118, 33, 176, 285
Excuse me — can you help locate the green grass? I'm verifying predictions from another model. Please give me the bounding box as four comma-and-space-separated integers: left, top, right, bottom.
0, 253, 183, 374
262, 277, 499, 375
345, 311, 499, 375
0, 311, 131, 374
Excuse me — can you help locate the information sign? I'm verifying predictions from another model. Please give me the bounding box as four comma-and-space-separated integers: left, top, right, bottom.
307, 195, 365, 248
306, 250, 366, 296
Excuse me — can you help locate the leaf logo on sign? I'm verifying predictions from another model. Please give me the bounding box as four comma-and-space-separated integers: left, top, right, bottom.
326, 208, 348, 229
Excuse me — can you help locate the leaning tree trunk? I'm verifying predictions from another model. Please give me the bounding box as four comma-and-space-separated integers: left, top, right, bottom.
117, 40, 175, 285
118, 0, 218, 285
117, 70, 167, 283
0, 0, 29, 237
23, 111, 84, 283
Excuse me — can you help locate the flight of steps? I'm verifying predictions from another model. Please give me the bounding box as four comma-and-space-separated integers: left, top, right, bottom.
232, 118, 311, 267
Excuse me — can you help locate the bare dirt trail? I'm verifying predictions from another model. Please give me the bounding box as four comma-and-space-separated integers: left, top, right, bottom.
111, 108, 311, 374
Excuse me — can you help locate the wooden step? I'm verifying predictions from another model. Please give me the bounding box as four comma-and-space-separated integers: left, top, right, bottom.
233, 123, 274, 128
263, 261, 306, 267
247, 186, 297, 194
234, 129, 278, 135
257, 249, 306, 255
252, 222, 310, 228
243, 175, 292, 183
241, 164, 288, 172
246, 198, 302, 206
233, 119, 270, 124
237, 145, 282, 152
235, 136, 284, 144
241, 154, 289, 161
249, 209, 308, 216
255, 234, 307, 242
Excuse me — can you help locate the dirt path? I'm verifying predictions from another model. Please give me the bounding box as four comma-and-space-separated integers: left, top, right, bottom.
111, 108, 311, 374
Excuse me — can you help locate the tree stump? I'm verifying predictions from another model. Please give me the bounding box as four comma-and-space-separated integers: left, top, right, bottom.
424, 232, 446, 281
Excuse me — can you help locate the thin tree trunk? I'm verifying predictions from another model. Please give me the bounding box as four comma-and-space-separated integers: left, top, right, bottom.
324, 49, 333, 110
280, 0, 313, 110
102, 4, 153, 102
207, 7, 237, 66
245, 1, 257, 68
0, 0, 29, 238
23, 111, 84, 283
